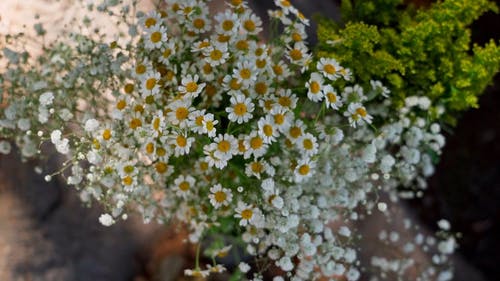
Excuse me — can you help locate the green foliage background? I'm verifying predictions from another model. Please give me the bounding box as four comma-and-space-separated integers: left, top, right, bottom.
315, 0, 500, 125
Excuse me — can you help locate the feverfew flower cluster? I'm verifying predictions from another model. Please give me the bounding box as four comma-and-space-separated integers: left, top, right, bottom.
0, 0, 457, 280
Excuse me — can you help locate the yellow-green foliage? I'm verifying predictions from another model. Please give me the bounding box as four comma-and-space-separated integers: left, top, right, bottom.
317, 0, 500, 125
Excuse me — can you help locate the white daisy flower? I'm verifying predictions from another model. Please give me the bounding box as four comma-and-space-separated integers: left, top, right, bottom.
243, 131, 268, 159
167, 99, 193, 128
159, 41, 176, 65
275, 89, 298, 110
286, 119, 305, 143
191, 39, 211, 53
188, 109, 207, 134
323, 85, 343, 110
245, 159, 275, 179
287, 42, 310, 65
179, 74, 205, 98
226, 94, 254, 124
174, 175, 196, 198
213, 133, 238, 160
140, 10, 162, 30
201, 113, 218, 137
306, 72, 324, 102
297, 133, 318, 158
203, 143, 227, 169
240, 11, 263, 35
294, 158, 316, 182
345, 103, 373, 128
189, 14, 211, 34
209, 184, 233, 209
140, 71, 161, 97
203, 41, 229, 66
317, 57, 341, 81
144, 24, 168, 50
170, 132, 195, 156
272, 60, 292, 81
222, 75, 244, 96
258, 115, 279, 144
214, 10, 240, 35
270, 106, 292, 133
233, 60, 257, 88
235, 201, 259, 227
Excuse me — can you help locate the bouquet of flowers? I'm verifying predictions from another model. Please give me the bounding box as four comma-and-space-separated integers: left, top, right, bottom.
1, 0, 498, 280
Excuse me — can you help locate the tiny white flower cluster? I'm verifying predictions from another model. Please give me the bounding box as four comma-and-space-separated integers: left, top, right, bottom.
0, 0, 457, 280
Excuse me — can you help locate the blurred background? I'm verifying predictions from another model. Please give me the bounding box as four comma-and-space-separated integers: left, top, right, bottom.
0, 0, 499, 280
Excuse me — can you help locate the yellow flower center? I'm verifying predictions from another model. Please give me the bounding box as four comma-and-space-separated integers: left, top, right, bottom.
251, 162, 263, 173
239, 68, 251, 80
236, 40, 249, 51
298, 164, 310, 175
146, 78, 156, 90
238, 140, 246, 152
241, 209, 253, 220
156, 147, 166, 157
162, 48, 172, 58
356, 107, 367, 117
175, 107, 189, 121
230, 79, 242, 90
145, 18, 157, 28
280, 0, 291, 7
195, 116, 204, 126
289, 126, 302, 138
214, 191, 227, 202
205, 120, 214, 131
233, 103, 247, 116
124, 83, 134, 94
310, 81, 320, 94
129, 118, 142, 129
278, 96, 291, 107
146, 142, 155, 154
210, 49, 223, 61
150, 31, 162, 43
198, 41, 210, 49
135, 64, 146, 75
102, 129, 112, 140
222, 20, 234, 31
200, 161, 209, 171
179, 181, 190, 191
274, 114, 285, 125
176, 135, 187, 147
217, 140, 231, 153
243, 20, 256, 31
326, 92, 337, 103
193, 18, 205, 29
256, 59, 266, 69
124, 165, 134, 174
153, 118, 161, 130
250, 136, 263, 149
155, 162, 168, 174
289, 49, 303, 60
303, 139, 313, 150
185, 81, 198, 93
324, 64, 336, 74
263, 124, 273, 137
292, 32, 302, 42
116, 100, 126, 110
123, 176, 133, 186
203, 63, 212, 74
273, 65, 283, 75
